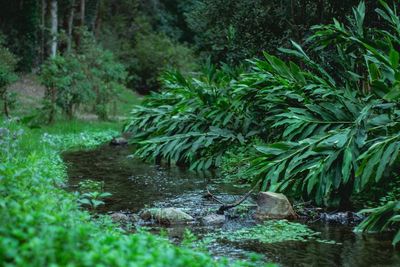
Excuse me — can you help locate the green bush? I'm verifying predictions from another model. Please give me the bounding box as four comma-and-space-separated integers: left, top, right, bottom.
40, 34, 128, 122
124, 63, 253, 170
129, 32, 198, 94
79, 33, 128, 120
40, 55, 92, 121
0, 119, 260, 266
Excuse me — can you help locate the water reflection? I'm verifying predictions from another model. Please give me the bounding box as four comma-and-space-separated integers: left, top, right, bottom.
64, 145, 400, 267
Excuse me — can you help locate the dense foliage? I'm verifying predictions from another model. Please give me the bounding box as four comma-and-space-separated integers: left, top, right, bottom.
0, 119, 261, 266
129, 29, 198, 94
40, 34, 127, 122
2, 0, 400, 262
124, 63, 250, 171
125, 1, 400, 242
186, 0, 382, 64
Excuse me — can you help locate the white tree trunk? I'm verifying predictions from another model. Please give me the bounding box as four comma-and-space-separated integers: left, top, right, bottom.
50, 0, 58, 58
41, 0, 46, 62
67, 0, 76, 53
80, 0, 85, 27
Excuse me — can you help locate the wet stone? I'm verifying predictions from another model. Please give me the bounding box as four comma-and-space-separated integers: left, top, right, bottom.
140, 208, 194, 224
202, 214, 226, 225
110, 212, 130, 223
110, 137, 128, 146
254, 192, 297, 220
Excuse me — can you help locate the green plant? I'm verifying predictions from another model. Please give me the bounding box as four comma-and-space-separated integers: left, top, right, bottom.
243, 1, 400, 208
78, 179, 105, 193
205, 220, 336, 245
129, 30, 198, 94
40, 32, 128, 123
78, 191, 112, 210
356, 201, 400, 246
79, 33, 128, 120
40, 54, 92, 122
124, 63, 254, 170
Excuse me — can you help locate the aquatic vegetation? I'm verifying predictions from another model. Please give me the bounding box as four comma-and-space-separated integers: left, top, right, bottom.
205, 220, 336, 245
41, 130, 118, 151
78, 179, 105, 193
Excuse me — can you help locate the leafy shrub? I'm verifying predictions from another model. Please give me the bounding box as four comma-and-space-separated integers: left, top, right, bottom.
129, 32, 198, 94
243, 1, 400, 208
124, 63, 256, 170
40, 34, 128, 122
79, 33, 128, 120
40, 55, 92, 122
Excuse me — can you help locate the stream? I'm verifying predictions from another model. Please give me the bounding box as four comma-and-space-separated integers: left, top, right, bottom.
64, 145, 400, 266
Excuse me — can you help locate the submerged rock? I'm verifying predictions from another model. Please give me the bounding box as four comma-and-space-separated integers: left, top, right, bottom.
320, 211, 364, 225
202, 214, 225, 225
110, 212, 130, 223
254, 192, 297, 220
110, 137, 128, 146
140, 208, 194, 224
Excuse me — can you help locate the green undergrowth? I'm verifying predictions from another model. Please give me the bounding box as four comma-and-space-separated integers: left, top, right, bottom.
204, 220, 337, 245
0, 119, 267, 266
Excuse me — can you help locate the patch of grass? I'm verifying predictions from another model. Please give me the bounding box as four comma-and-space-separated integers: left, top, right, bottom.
8, 74, 141, 120
115, 88, 142, 116
0, 119, 267, 266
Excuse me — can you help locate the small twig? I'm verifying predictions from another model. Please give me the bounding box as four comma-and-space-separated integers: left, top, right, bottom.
206, 187, 226, 205
206, 180, 262, 215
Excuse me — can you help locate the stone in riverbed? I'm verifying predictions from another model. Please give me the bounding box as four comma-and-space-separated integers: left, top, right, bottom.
110, 137, 128, 146
140, 208, 194, 224
110, 212, 130, 223
254, 192, 297, 220
202, 214, 225, 225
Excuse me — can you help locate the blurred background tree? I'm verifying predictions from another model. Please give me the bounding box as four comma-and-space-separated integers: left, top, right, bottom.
0, 0, 384, 93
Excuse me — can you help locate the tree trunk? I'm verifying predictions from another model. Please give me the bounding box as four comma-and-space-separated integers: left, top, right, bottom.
66, 103, 74, 120
50, 0, 58, 58
317, 0, 324, 24
67, 0, 76, 53
46, 0, 58, 124
1, 91, 9, 118
76, 0, 85, 48
91, 0, 100, 37
80, 0, 85, 27
48, 87, 57, 124
40, 0, 46, 63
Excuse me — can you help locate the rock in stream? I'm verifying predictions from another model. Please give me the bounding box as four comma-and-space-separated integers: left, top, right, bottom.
140, 208, 194, 224
254, 192, 297, 220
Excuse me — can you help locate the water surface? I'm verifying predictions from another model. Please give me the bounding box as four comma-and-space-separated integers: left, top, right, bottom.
64, 145, 400, 266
